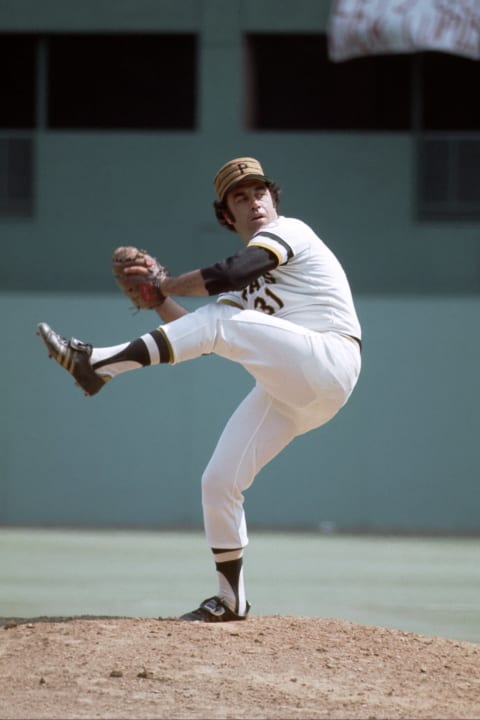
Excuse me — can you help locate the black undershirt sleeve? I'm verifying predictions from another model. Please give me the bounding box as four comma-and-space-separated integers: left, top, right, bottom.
200, 246, 279, 295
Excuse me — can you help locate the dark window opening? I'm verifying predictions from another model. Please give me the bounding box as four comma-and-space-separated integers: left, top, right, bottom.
48, 34, 197, 130
0, 34, 36, 129
421, 52, 480, 131
417, 54, 480, 220
246, 34, 413, 131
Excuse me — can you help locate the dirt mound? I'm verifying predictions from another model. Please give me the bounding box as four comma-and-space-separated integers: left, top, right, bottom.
1, 615, 479, 719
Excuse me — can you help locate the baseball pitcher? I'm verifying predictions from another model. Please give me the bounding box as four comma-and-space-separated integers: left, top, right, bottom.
37, 157, 362, 622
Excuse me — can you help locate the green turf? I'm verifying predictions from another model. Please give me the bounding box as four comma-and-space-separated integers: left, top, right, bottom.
0, 528, 479, 643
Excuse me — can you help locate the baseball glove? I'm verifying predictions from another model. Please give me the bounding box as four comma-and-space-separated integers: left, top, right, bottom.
112, 246, 169, 310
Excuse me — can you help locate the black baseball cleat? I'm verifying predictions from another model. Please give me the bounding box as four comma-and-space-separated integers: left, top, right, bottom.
37, 322, 106, 397
180, 596, 251, 623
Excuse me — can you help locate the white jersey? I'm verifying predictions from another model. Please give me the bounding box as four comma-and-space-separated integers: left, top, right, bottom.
217, 216, 361, 339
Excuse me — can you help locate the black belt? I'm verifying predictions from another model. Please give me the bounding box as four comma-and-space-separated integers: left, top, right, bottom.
352, 336, 362, 352
343, 334, 362, 352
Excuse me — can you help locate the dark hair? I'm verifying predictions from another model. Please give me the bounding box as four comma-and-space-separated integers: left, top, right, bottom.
213, 181, 282, 232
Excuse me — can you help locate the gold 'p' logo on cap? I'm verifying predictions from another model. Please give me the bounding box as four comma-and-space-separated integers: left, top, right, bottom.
213, 157, 270, 201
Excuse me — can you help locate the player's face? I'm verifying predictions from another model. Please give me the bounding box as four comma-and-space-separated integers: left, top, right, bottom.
225, 180, 277, 241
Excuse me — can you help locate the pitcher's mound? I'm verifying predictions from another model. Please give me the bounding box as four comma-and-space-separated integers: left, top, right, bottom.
1, 615, 479, 719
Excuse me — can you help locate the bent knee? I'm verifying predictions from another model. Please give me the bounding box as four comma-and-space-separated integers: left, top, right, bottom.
201, 467, 238, 510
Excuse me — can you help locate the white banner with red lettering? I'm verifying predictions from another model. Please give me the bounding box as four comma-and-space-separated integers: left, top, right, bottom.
328, 0, 480, 61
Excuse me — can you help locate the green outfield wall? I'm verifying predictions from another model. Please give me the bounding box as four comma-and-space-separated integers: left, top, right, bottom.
1, 0, 479, 532
2, 292, 479, 533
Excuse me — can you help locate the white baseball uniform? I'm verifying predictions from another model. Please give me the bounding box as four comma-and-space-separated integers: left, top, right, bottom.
161, 215, 361, 549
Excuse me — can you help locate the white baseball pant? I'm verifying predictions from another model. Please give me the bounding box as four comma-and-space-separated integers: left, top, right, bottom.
161, 303, 361, 549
